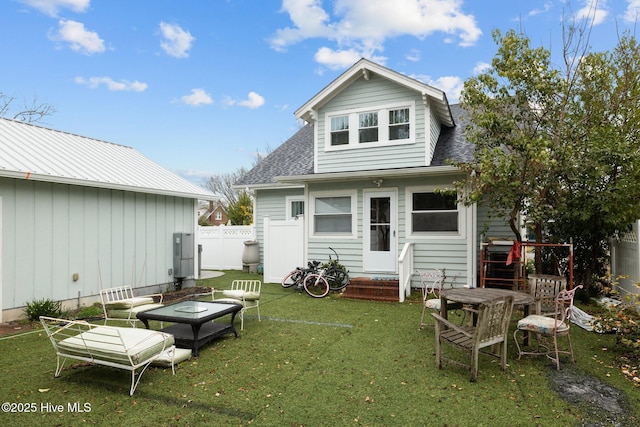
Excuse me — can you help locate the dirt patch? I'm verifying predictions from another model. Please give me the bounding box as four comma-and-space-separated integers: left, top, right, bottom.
548, 365, 634, 426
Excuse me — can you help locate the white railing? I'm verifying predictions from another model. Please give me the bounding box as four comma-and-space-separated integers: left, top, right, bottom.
398, 242, 414, 303
198, 225, 256, 270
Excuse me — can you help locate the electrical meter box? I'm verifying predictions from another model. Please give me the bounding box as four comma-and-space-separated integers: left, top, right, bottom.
173, 232, 194, 278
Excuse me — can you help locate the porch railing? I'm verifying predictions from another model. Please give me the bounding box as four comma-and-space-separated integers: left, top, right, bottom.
398, 242, 414, 302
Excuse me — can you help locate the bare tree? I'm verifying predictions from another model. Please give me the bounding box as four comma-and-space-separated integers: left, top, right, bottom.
1, 92, 56, 123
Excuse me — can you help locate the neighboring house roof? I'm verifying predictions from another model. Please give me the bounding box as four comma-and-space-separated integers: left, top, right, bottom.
236, 104, 473, 187
295, 58, 454, 127
0, 118, 216, 200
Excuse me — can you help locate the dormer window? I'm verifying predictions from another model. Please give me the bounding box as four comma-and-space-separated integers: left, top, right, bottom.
325, 102, 414, 150
389, 108, 410, 140
330, 116, 349, 146
358, 112, 378, 143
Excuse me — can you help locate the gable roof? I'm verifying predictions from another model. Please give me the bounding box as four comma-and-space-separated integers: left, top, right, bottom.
0, 118, 216, 200
295, 58, 454, 127
236, 104, 473, 187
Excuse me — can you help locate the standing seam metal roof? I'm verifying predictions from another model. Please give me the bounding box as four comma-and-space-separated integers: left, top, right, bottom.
0, 118, 215, 200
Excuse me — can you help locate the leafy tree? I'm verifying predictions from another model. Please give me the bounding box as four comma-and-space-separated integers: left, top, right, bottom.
454, 28, 640, 292
225, 191, 253, 225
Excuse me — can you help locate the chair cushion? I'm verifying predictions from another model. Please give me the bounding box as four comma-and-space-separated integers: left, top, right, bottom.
152, 347, 192, 368
58, 327, 174, 366
517, 315, 570, 335
221, 290, 260, 301
105, 297, 155, 309
424, 299, 441, 310
108, 303, 163, 319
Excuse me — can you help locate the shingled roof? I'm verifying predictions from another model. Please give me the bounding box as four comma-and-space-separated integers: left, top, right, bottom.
431, 103, 474, 166
236, 104, 474, 187
235, 124, 314, 186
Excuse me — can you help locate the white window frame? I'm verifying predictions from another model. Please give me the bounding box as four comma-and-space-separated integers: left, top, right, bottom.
214, 211, 222, 221
286, 196, 305, 219
309, 190, 357, 239
324, 101, 415, 151
405, 185, 466, 239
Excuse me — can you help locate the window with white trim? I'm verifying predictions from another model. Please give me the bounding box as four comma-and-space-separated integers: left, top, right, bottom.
330, 115, 349, 146
359, 111, 378, 143
214, 211, 222, 221
311, 193, 355, 236
286, 196, 305, 219
389, 108, 410, 140
326, 102, 414, 149
410, 190, 459, 233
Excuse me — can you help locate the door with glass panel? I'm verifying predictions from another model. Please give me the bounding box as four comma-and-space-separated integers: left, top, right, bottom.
363, 190, 397, 273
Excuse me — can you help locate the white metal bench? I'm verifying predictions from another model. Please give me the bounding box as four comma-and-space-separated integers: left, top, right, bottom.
212, 280, 261, 331
100, 285, 164, 327
40, 316, 179, 395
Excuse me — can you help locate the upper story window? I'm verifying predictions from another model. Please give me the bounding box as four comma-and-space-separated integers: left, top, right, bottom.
330, 116, 349, 146
359, 112, 378, 143
326, 102, 414, 150
389, 108, 410, 140
214, 211, 222, 221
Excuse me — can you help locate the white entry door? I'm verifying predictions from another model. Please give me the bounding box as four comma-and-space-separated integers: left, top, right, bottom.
363, 190, 397, 273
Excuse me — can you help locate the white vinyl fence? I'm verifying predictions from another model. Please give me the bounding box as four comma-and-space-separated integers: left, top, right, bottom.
263, 217, 304, 284
199, 225, 255, 270
611, 220, 640, 297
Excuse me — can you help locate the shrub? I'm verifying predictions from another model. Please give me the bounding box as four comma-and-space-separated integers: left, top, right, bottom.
23, 298, 62, 321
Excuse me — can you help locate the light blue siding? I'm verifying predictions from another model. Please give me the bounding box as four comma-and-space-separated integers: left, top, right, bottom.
254, 187, 304, 263
316, 74, 427, 173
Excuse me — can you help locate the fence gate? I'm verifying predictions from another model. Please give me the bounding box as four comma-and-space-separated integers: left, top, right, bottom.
263, 216, 304, 284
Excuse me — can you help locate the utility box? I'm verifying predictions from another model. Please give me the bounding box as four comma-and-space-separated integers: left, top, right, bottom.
173, 232, 194, 278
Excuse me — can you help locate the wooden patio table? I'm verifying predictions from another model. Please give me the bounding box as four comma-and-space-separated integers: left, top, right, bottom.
439, 287, 534, 320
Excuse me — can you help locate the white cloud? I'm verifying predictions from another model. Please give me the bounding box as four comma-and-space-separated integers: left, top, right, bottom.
271, 0, 482, 69
406, 49, 421, 62
625, 0, 640, 22
159, 22, 195, 58
412, 73, 464, 103
19, 0, 89, 17
575, 0, 609, 25
224, 92, 266, 109
180, 89, 213, 106
74, 76, 147, 92
473, 61, 490, 74
314, 47, 363, 70
528, 2, 553, 17
49, 19, 105, 55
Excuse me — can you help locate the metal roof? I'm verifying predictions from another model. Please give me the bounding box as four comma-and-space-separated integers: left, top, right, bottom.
0, 118, 216, 200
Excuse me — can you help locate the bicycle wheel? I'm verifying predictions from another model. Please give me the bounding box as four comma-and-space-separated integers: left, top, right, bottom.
282, 269, 304, 288
303, 274, 329, 298
326, 267, 350, 291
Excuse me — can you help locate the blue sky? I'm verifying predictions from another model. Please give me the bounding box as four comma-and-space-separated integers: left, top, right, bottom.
1, 1, 638, 187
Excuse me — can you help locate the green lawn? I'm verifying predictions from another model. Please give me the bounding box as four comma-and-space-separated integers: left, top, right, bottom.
1, 270, 637, 426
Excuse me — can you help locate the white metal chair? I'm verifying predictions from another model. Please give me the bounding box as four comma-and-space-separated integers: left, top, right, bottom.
513, 285, 583, 370
212, 280, 261, 331
418, 269, 446, 329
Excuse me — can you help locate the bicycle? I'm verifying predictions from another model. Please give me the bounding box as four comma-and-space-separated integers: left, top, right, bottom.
323, 247, 350, 292
302, 248, 350, 297
281, 260, 328, 298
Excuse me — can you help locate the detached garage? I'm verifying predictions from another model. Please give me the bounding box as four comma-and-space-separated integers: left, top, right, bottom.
0, 118, 215, 322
